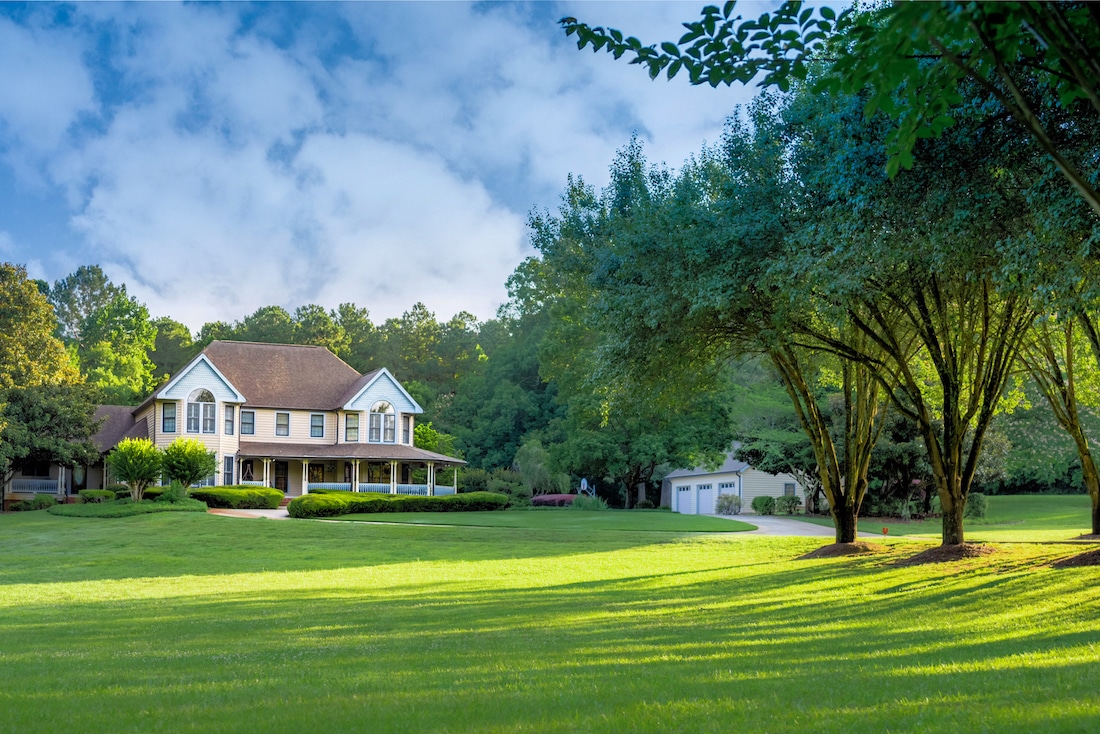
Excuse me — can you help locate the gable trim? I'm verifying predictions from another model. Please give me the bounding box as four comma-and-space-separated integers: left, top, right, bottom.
156, 353, 246, 403
342, 368, 423, 413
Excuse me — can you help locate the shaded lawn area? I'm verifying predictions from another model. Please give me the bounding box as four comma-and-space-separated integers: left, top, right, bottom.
1, 511, 1099, 733
795, 494, 1094, 542
333, 508, 755, 532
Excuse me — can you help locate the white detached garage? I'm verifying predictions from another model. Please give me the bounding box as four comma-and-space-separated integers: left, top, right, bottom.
662, 452, 803, 515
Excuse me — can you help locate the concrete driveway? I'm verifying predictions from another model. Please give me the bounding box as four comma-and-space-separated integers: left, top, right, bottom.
722, 514, 840, 537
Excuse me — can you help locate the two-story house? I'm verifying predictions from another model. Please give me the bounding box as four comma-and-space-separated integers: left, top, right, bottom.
3, 341, 465, 506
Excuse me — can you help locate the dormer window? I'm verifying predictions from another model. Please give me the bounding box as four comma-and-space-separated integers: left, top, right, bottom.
187, 389, 217, 434
369, 401, 395, 443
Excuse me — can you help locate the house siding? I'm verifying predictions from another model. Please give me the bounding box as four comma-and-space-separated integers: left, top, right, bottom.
161, 359, 240, 402
670, 467, 801, 515
347, 372, 419, 414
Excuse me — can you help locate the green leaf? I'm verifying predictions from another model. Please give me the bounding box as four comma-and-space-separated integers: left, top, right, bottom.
661, 41, 682, 57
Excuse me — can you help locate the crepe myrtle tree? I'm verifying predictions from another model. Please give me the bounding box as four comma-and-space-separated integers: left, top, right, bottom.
107, 438, 162, 502
162, 437, 217, 489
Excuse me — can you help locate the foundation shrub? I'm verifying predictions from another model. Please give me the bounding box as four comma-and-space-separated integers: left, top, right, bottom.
715, 494, 742, 515
108, 483, 130, 499
190, 487, 284, 509
78, 489, 116, 504
10, 494, 58, 511
776, 496, 802, 515
287, 490, 508, 518
751, 496, 777, 515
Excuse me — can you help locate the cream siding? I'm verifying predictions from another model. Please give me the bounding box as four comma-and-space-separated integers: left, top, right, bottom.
670, 467, 801, 514
251, 409, 339, 444
740, 468, 802, 511
155, 401, 182, 448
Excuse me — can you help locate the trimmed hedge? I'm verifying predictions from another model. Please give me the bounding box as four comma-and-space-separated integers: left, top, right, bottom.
751, 496, 777, 515
190, 487, 284, 510
9, 494, 58, 511
288, 491, 509, 519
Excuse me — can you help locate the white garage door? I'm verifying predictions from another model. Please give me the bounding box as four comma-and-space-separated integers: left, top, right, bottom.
696, 484, 714, 515
676, 486, 692, 514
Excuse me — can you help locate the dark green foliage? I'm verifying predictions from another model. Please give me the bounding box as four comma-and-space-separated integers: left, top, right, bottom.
569, 494, 609, 511
965, 493, 989, 520
776, 496, 802, 515
49, 498, 207, 517
78, 489, 116, 504
107, 483, 130, 498
9, 494, 58, 511
0, 383, 101, 486
190, 487, 284, 510
636, 499, 655, 510
287, 491, 509, 519
149, 317, 198, 379
751, 496, 776, 515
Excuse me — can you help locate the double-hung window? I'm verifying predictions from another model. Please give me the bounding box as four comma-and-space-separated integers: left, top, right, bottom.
187, 389, 216, 434
345, 413, 359, 442
224, 405, 234, 435
369, 402, 395, 443
310, 414, 324, 438
241, 410, 255, 435
402, 416, 411, 444
162, 403, 177, 433
223, 456, 234, 485
276, 412, 290, 437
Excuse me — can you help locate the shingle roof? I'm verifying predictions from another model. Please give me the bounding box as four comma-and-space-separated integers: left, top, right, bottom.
91, 406, 137, 453
238, 441, 466, 465
203, 341, 363, 410
663, 451, 750, 480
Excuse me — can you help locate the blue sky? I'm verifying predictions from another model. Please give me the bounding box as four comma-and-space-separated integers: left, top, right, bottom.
0, 1, 759, 330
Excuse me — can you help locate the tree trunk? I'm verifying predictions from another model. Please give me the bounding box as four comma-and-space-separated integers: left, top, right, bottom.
831, 502, 858, 543
941, 492, 965, 545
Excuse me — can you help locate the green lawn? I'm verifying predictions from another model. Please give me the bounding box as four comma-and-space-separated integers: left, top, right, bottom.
796, 494, 1095, 542
335, 508, 755, 532
1, 509, 1098, 733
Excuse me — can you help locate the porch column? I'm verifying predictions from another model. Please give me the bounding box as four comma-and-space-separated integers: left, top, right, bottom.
302, 461, 309, 494
453, 467, 458, 492
390, 461, 398, 494
353, 460, 360, 492
263, 459, 271, 487
428, 462, 435, 496
59, 465, 66, 497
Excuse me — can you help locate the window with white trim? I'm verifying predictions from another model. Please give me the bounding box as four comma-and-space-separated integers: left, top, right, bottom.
276, 412, 290, 437
223, 456, 234, 485
224, 405, 234, 435
402, 415, 411, 444
369, 402, 395, 443
241, 410, 255, 435
345, 413, 359, 442
187, 389, 216, 434
310, 413, 325, 438
784, 482, 796, 497
162, 403, 176, 433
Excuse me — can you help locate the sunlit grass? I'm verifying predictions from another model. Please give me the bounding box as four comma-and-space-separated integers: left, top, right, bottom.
0, 510, 1098, 732
334, 509, 755, 532
796, 494, 1094, 542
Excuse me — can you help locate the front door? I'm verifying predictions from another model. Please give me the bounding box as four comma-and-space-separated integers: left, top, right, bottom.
274, 461, 289, 493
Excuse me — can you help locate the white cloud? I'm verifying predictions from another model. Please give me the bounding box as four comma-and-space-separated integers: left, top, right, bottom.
0, 2, 763, 332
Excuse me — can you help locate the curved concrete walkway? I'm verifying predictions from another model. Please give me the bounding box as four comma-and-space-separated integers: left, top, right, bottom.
208, 507, 843, 536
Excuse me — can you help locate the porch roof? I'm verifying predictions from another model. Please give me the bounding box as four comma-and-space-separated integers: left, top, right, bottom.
237, 441, 466, 465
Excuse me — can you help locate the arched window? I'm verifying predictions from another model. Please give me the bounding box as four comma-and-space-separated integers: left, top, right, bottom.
369, 401, 395, 443
187, 389, 217, 434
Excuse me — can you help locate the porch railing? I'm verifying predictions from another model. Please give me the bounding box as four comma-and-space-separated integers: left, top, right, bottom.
435, 486, 456, 496
358, 483, 391, 494
10, 479, 62, 494
353, 484, 455, 496
308, 482, 352, 492
240, 480, 266, 487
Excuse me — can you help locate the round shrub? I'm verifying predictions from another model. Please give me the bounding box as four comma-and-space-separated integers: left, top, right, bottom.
10, 494, 58, 511
965, 492, 988, 519
776, 495, 802, 515
751, 496, 777, 515
78, 489, 116, 504
635, 499, 655, 510
715, 494, 741, 515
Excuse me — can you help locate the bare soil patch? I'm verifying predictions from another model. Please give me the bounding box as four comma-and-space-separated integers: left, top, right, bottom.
893, 543, 996, 566
800, 542, 889, 559
1051, 548, 1100, 568
1072, 533, 1100, 541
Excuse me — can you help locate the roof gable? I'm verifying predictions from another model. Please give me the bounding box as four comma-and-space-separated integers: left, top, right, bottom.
158, 354, 245, 403
343, 368, 423, 414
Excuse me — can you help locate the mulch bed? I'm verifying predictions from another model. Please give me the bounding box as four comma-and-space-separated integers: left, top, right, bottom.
531, 494, 577, 507
800, 542, 889, 559
892, 543, 996, 566
1051, 548, 1100, 568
